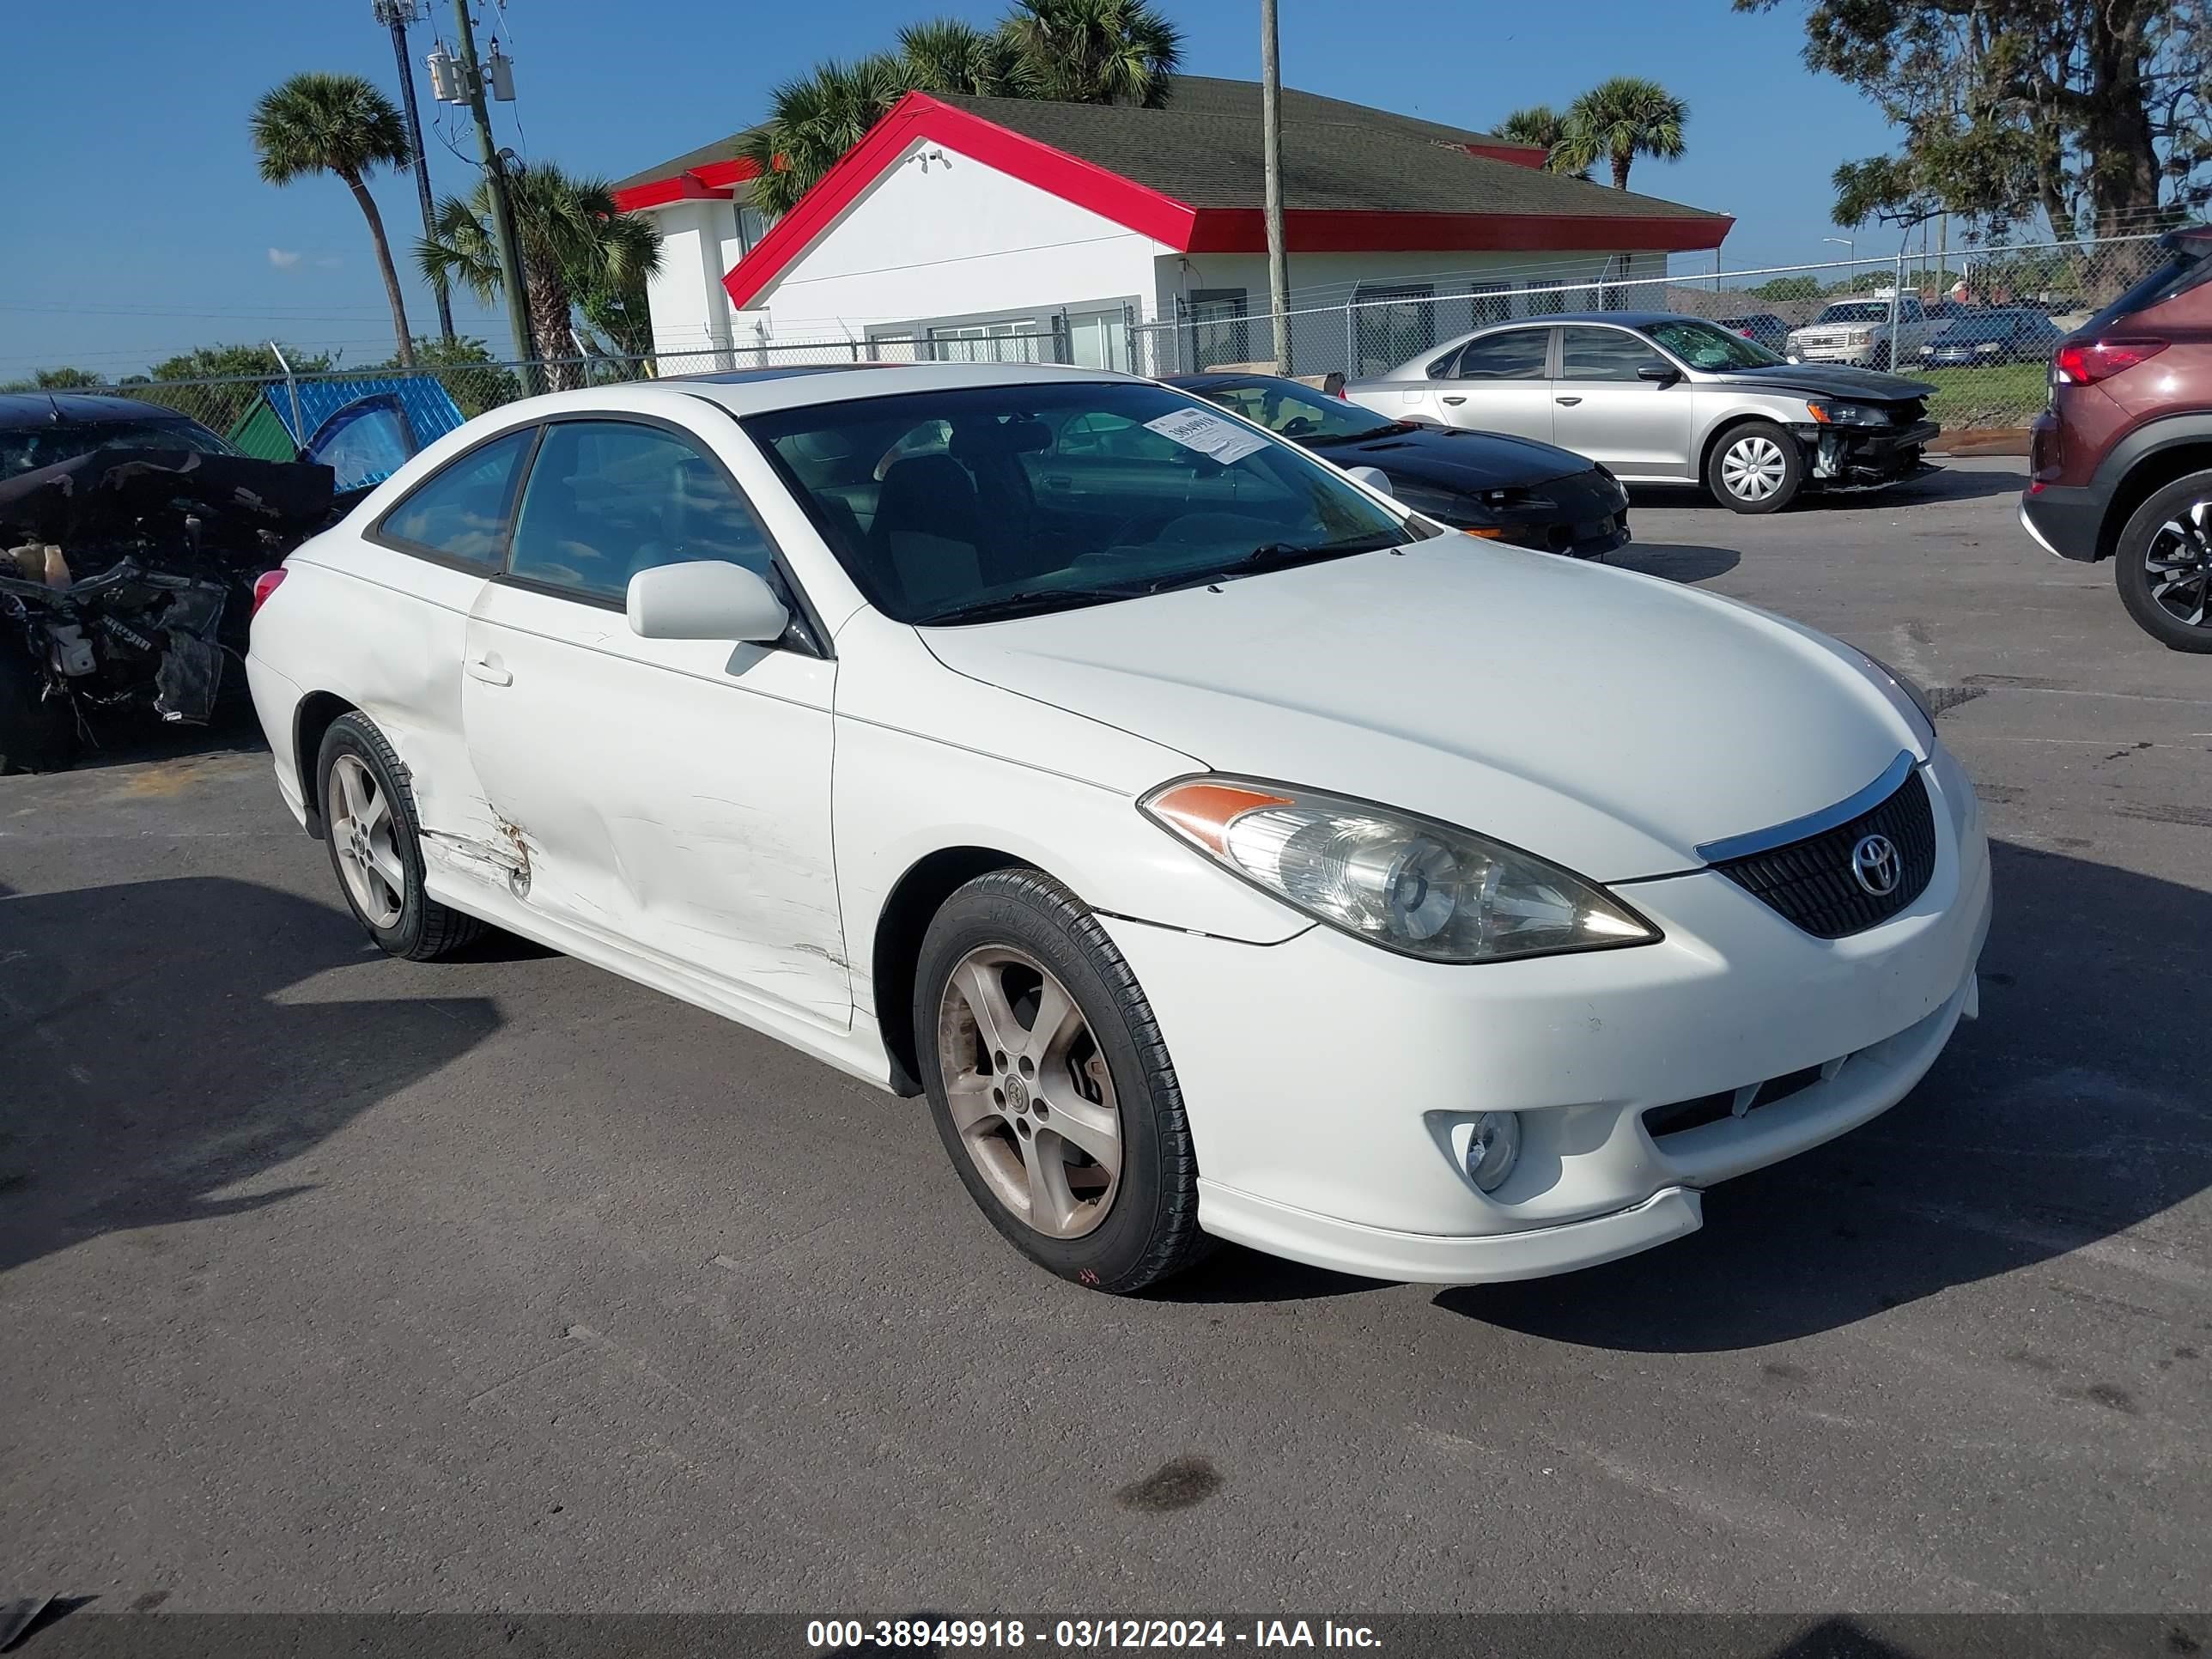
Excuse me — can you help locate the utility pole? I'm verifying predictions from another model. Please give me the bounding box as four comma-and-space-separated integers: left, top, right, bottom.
450, 0, 534, 380
1260, 0, 1291, 374
373, 0, 455, 343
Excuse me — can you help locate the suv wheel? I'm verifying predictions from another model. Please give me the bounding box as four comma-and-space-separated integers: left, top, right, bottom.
1707, 421, 1804, 514
2113, 470, 2212, 653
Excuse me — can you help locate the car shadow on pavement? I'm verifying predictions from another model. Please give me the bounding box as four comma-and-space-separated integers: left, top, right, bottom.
1609, 543, 1741, 585
0, 876, 501, 1277
1805, 464, 2028, 509
47, 702, 270, 776
1439, 838, 2211, 1349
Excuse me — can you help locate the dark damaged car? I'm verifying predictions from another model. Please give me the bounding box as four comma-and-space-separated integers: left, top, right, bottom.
1167, 372, 1630, 559
0, 395, 343, 772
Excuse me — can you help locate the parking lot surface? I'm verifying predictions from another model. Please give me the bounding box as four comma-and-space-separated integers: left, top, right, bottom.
4, 459, 2209, 1615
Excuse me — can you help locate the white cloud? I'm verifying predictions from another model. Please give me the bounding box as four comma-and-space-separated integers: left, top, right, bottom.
267, 247, 302, 270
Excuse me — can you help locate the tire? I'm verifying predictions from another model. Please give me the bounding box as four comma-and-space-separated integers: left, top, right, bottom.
2112, 469, 2212, 653
1706, 420, 1805, 514
915, 867, 1212, 1293
0, 641, 75, 775
315, 712, 489, 959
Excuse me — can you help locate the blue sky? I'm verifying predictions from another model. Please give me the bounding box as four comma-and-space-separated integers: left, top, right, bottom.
8, 0, 1896, 380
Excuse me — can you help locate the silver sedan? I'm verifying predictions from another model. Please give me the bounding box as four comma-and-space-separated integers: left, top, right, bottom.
1345, 312, 1940, 514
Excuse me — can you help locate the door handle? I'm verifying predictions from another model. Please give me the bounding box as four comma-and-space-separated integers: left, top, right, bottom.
465, 656, 513, 687
1441, 394, 1467, 405
1555, 396, 1583, 406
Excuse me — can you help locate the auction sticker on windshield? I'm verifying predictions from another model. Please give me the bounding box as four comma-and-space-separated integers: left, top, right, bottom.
1144, 406, 1269, 465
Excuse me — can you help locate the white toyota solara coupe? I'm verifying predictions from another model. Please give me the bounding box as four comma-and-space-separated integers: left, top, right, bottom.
246, 363, 1991, 1293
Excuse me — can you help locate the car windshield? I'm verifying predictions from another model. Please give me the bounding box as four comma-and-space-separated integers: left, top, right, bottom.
1644, 318, 1784, 370
1814, 301, 1891, 324
0, 416, 234, 483
744, 380, 1425, 626
1184, 376, 1399, 444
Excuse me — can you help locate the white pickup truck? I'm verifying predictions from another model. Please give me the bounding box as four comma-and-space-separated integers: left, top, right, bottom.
1785, 297, 1943, 371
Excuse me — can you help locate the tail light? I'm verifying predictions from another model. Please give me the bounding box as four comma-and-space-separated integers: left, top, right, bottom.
2052, 338, 2167, 386
251, 567, 288, 618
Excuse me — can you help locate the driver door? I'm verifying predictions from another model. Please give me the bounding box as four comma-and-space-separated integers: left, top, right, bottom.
1550, 325, 1694, 477
459, 416, 848, 1026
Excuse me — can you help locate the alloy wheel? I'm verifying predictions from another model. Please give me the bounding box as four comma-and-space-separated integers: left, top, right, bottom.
327, 752, 405, 929
936, 944, 1122, 1239
2143, 499, 2212, 628
1721, 435, 1788, 502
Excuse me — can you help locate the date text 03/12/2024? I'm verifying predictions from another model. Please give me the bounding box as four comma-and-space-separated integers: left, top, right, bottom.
805, 1619, 1382, 1649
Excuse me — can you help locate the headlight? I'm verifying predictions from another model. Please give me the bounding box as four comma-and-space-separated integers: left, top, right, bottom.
1139, 778, 1660, 963
1808, 399, 1887, 427
1847, 329, 1875, 343
1857, 651, 1937, 747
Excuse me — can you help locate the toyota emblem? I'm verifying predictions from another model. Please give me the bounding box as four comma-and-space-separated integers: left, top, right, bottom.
1850, 833, 1902, 897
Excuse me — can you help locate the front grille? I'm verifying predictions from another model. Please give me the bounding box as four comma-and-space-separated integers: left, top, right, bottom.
1712, 769, 1936, 938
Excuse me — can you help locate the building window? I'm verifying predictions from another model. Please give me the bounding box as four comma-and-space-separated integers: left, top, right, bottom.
1469, 283, 1510, 327
1187, 289, 1249, 369
1352, 283, 1436, 377
734, 202, 772, 254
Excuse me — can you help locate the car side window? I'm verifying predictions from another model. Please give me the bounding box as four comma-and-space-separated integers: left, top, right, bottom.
377, 428, 535, 567
1452, 330, 1550, 380
1558, 326, 1668, 382
507, 421, 777, 605
1424, 345, 1465, 380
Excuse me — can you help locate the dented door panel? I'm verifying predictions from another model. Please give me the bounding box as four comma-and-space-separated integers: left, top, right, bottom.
460, 579, 848, 1026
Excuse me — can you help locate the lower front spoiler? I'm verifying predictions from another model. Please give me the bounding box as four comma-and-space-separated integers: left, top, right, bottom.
1196, 1182, 1704, 1285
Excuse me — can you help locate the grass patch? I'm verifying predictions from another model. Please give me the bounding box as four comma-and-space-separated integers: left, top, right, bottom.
1917, 362, 2048, 431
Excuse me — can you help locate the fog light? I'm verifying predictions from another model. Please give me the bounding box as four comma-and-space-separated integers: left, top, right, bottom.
1454, 1111, 1522, 1193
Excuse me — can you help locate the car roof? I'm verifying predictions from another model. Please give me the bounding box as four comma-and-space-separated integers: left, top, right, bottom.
649, 359, 1139, 417
0, 392, 222, 431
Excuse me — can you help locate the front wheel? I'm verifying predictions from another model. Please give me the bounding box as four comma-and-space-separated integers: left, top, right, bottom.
2113, 470, 2212, 653
0, 643, 74, 775
1707, 421, 1805, 514
915, 868, 1211, 1292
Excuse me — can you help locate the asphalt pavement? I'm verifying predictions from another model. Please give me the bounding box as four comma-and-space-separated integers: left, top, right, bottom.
3, 459, 2209, 1621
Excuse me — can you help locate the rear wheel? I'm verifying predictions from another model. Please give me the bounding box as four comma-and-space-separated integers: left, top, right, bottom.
915, 868, 1211, 1293
1707, 421, 1804, 514
2113, 470, 2212, 653
0, 641, 74, 775
316, 713, 489, 959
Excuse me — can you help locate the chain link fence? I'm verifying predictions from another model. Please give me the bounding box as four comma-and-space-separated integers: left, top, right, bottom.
38, 230, 2170, 453
1129, 231, 2171, 437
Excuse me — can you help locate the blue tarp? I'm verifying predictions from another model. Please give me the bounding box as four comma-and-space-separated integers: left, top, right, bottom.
270, 376, 466, 448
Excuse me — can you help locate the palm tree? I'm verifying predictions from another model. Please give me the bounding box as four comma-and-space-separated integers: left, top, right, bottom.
997, 0, 1182, 107
416, 161, 661, 388
899, 18, 1019, 97
251, 72, 418, 368
1554, 77, 1688, 191
1494, 106, 1591, 180
742, 56, 911, 218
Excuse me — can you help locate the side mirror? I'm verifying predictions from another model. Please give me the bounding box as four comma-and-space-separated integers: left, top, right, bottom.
627, 560, 788, 644
1345, 465, 1396, 499
1637, 362, 1683, 384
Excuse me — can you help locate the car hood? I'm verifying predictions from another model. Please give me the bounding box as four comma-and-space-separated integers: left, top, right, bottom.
1723, 363, 1936, 402
920, 544, 1922, 882
1310, 425, 1591, 489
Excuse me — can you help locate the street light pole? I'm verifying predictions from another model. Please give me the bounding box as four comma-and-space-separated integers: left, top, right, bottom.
1260, 0, 1291, 375
450, 0, 534, 381
372, 0, 455, 344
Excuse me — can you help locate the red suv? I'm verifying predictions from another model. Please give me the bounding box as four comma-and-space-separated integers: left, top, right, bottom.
2020, 225, 2212, 650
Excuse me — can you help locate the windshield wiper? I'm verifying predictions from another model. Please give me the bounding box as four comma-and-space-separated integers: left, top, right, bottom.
916, 584, 1150, 626
1301, 424, 1405, 447
1214, 531, 1408, 577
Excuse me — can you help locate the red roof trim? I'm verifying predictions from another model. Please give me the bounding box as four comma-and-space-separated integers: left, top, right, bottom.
1462, 142, 1550, 170
718, 94, 1730, 307
1185, 208, 1733, 255
721, 91, 1196, 309
612, 155, 761, 214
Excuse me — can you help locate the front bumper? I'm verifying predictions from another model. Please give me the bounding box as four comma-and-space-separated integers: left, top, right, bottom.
1102, 746, 1992, 1284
